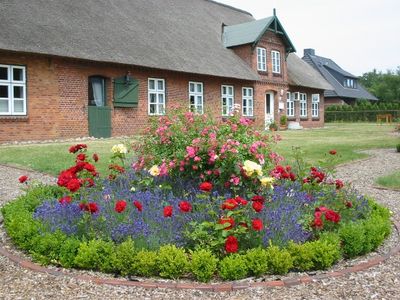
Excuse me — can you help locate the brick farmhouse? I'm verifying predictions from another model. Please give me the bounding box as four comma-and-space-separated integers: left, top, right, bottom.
0, 0, 331, 143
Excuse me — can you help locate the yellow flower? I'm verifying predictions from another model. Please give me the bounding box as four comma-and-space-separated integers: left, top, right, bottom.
111, 144, 128, 154
242, 160, 263, 177
130, 187, 136, 192
260, 177, 274, 189
149, 165, 160, 176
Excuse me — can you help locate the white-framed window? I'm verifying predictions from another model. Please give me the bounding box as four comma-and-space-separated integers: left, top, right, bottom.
300, 93, 307, 118
221, 85, 234, 116
311, 94, 320, 118
257, 47, 267, 71
242, 87, 253, 116
286, 92, 294, 117
189, 81, 203, 114
271, 50, 281, 73
344, 78, 356, 88
0, 64, 26, 115
148, 78, 165, 115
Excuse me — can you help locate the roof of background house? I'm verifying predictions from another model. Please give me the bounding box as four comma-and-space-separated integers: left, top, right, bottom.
223, 15, 296, 53
287, 53, 332, 90
303, 51, 378, 100
0, 0, 259, 80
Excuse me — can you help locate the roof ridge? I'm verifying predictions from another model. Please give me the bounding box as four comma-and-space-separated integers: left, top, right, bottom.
205, 0, 253, 17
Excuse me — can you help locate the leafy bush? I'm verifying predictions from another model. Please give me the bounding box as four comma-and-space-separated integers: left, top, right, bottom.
190, 249, 218, 282
30, 231, 66, 264
339, 222, 366, 258
133, 249, 158, 277
218, 254, 248, 280
287, 241, 315, 271
58, 237, 81, 268
157, 245, 189, 279
363, 215, 391, 253
74, 239, 115, 273
311, 233, 341, 269
396, 143, 400, 153
112, 238, 136, 276
245, 247, 268, 276
265, 244, 293, 275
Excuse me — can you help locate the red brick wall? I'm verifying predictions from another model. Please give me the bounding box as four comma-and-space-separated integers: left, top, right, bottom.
0, 51, 260, 142
288, 86, 325, 128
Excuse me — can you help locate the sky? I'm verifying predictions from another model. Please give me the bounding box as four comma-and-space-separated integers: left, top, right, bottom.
217, 0, 399, 76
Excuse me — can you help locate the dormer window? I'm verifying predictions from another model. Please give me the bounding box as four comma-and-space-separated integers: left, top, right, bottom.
257, 47, 267, 71
344, 78, 356, 89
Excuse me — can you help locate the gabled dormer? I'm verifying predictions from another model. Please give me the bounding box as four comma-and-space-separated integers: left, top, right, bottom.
222, 10, 295, 82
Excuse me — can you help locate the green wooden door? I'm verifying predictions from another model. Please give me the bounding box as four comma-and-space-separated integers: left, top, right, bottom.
88, 106, 111, 138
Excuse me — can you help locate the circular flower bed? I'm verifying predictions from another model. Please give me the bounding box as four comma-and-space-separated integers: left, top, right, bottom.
2, 110, 392, 282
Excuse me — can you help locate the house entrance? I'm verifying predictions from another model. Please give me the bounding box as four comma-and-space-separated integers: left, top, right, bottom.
88, 76, 111, 138
265, 92, 274, 129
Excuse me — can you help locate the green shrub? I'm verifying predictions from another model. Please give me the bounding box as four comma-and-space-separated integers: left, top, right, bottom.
133, 249, 158, 277
157, 245, 189, 279
396, 143, 400, 153
311, 233, 341, 269
245, 247, 268, 277
339, 222, 366, 258
218, 254, 248, 280
74, 239, 115, 273
363, 215, 391, 252
287, 241, 315, 271
30, 231, 67, 264
190, 249, 218, 282
265, 244, 293, 275
59, 237, 81, 268
112, 238, 136, 276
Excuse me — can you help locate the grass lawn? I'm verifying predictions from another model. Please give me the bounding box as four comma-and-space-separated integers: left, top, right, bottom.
0, 138, 131, 176
375, 170, 400, 190
0, 123, 398, 176
275, 123, 398, 166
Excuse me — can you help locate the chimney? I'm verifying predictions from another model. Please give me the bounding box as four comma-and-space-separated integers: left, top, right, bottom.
304, 48, 315, 56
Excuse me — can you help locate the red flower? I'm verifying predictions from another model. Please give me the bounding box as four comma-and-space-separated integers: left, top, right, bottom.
87, 202, 99, 214
315, 206, 328, 213
219, 217, 235, 230
84, 163, 96, 172
251, 195, 265, 204
221, 198, 238, 210
199, 181, 213, 192
133, 200, 143, 212
329, 150, 337, 155
109, 164, 125, 173
92, 153, 99, 162
345, 201, 353, 208
66, 178, 81, 192
252, 219, 263, 231
115, 200, 127, 213
289, 173, 296, 181
313, 217, 324, 229
252, 201, 263, 212
335, 179, 344, 189
18, 175, 28, 183
76, 153, 86, 161
179, 201, 192, 212
325, 210, 341, 223
59, 196, 72, 204
108, 174, 116, 180
225, 236, 239, 253
79, 202, 86, 210
69, 144, 87, 153
235, 196, 248, 205
163, 205, 173, 217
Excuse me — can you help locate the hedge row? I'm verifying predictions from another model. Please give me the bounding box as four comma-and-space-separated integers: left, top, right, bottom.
325, 110, 400, 122
1, 185, 392, 282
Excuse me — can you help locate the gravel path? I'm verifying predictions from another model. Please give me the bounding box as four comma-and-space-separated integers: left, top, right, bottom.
0, 148, 399, 300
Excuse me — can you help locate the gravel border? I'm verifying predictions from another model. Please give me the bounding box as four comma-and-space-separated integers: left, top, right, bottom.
0, 148, 399, 299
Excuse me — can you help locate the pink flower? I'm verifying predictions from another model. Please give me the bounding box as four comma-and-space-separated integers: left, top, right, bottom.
186, 146, 197, 158
194, 156, 201, 162
230, 176, 240, 186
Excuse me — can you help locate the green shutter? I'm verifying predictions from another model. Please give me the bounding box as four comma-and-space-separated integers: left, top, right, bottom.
113, 76, 139, 107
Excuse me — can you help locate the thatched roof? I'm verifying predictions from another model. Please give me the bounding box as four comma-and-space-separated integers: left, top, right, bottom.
287, 53, 333, 90
0, 0, 258, 80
